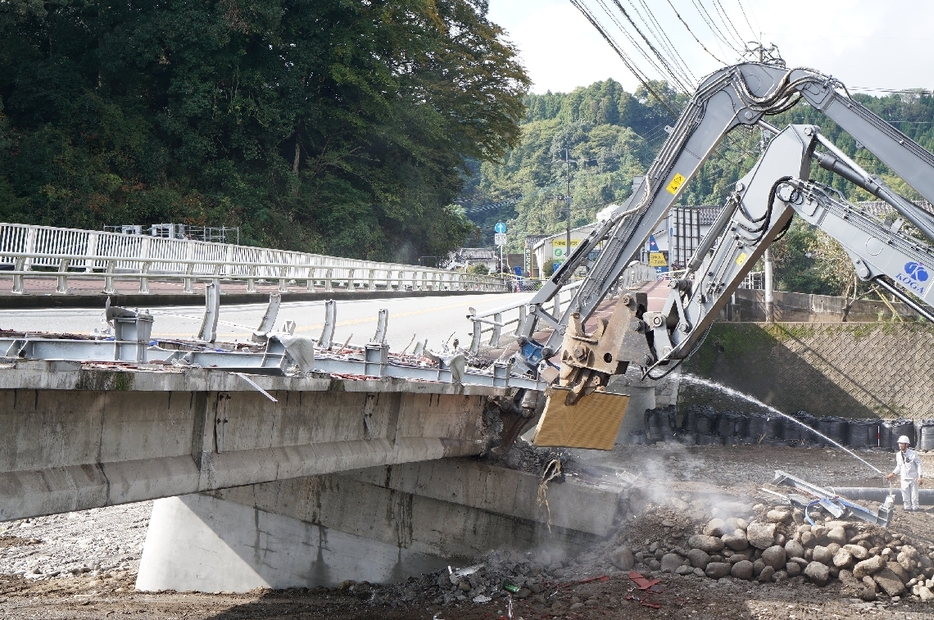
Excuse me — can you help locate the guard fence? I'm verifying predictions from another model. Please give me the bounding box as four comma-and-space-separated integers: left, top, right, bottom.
0, 223, 509, 295
466, 261, 657, 355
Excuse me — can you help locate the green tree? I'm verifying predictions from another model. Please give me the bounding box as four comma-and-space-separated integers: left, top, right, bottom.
0, 0, 529, 262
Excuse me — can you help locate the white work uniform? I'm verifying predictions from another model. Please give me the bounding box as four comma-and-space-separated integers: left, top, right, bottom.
891, 448, 923, 510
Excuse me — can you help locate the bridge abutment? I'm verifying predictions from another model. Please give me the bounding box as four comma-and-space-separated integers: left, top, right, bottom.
136, 458, 625, 593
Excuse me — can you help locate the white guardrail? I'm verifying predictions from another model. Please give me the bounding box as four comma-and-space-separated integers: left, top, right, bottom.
0, 223, 509, 295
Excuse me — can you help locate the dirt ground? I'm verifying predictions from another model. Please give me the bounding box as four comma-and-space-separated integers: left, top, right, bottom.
2, 442, 933, 620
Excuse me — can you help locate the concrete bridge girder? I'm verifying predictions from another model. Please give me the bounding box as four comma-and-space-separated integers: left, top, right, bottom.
0, 360, 501, 522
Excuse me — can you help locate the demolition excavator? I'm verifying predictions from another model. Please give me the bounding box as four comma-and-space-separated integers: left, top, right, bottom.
511, 60, 934, 449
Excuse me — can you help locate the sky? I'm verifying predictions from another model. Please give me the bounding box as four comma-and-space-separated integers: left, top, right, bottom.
486, 0, 934, 96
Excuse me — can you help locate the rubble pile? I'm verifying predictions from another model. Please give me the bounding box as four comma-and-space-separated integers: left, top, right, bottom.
604, 497, 934, 604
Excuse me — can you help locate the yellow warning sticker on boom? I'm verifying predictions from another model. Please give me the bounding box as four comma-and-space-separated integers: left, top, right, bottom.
666, 173, 686, 195
736, 252, 748, 266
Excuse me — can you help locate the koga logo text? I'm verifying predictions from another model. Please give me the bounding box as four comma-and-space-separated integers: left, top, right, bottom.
895, 261, 929, 294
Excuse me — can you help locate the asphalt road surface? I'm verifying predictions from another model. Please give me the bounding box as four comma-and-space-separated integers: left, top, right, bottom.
0, 292, 534, 353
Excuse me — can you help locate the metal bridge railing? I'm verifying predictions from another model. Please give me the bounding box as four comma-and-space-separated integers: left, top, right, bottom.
0, 223, 508, 295
466, 261, 658, 354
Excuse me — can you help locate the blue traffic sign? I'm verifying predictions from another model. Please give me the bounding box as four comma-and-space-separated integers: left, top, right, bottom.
494, 222, 507, 234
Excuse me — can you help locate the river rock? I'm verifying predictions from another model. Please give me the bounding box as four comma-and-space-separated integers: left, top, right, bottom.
761, 545, 786, 570
853, 555, 887, 580
704, 518, 727, 537
886, 561, 910, 585
784, 540, 805, 560
731, 560, 754, 580
873, 568, 906, 597
804, 561, 830, 586
722, 531, 749, 551
686, 548, 709, 568
688, 535, 724, 554
660, 553, 683, 573
705, 562, 731, 579
609, 546, 634, 571
843, 544, 869, 561
812, 545, 833, 565
746, 522, 776, 549
832, 548, 854, 569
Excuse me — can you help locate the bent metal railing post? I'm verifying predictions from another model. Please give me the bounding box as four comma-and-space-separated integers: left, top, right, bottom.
0, 222, 508, 295
465, 261, 659, 355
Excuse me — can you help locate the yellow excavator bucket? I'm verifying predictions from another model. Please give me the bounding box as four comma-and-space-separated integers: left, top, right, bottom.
531, 387, 630, 450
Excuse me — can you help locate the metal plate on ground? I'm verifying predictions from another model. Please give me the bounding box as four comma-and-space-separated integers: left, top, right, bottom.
532, 387, 630, 450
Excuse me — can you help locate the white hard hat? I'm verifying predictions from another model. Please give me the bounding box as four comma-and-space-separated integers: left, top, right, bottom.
897, 435, 911, 445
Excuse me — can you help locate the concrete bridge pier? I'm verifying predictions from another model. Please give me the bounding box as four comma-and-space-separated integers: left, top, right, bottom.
135, 458, 627, 593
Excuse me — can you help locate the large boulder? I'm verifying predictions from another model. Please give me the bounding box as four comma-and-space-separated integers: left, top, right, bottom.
785, 561, 801, 577
784, 539, 805, 560
812, 545, 834, 565
832, 548, 854, 569
826, 525, 847, 545
757, 566, 775, 583
766, 508, 792, 523
853, 555, 887, 580
731, 560, 754, 580
722, 530, 750, 551
873, 568, 907, 597
705, 562, 731, 579
761, 545, 787, 570
660, 553, 683, 573
609, 546, 635, 571
746, 522, 776, 549
688, 534, 725, 554
804, 561, 831, 586
886, 561, 911, 585
686, 548, 710, 569
843, 544, 869, 561
704, 518, 728, 537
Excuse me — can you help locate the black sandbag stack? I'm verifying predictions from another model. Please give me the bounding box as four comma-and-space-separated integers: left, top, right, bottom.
847, 419, 880, 449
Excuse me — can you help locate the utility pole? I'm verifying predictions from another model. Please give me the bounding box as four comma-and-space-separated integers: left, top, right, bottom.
563, 149, 573, 262
757, 44, 775, 323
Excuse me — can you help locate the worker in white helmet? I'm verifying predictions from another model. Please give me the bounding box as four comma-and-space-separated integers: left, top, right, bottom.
885, 435, 923, 511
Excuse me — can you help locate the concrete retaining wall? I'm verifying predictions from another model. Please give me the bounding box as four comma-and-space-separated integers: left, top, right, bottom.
681, 322, 934, 420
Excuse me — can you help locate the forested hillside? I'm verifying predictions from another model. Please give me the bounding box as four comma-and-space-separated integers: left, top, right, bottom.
468, 77, 934, 262
0, 0, 528, 262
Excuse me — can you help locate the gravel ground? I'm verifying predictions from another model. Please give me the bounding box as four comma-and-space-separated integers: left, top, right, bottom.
2, 442, 933, 619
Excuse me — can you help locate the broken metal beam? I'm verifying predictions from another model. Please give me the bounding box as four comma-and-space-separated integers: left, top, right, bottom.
772, 470, 892, 527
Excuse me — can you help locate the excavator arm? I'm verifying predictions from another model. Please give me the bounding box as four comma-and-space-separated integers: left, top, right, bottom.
520, 61, 934, 445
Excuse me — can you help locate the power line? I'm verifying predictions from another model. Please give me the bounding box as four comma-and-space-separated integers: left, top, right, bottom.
630, 0, 698, 85
606, 0, 693, 91
711, 0, 753, 47
570, 0, 681, 117
662, 0, 726, 66
595, 0, 687, 91
734, 0, 761, 41
620, 0, 697, 89
689, 0, 742, 55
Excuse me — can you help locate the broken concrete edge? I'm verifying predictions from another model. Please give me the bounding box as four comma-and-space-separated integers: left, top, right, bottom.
0, 288, 494, 310
344, 458, 626, 536
0, 360, 515, 396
